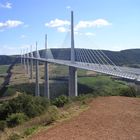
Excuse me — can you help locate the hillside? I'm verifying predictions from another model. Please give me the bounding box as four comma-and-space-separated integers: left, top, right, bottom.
103, 49, 140, 66
0, 55, 16, 65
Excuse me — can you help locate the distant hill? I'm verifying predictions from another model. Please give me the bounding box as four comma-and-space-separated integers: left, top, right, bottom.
0, 55, 17, 65
0, 49, 140, 67
102, 49, 140, 67
43, 48, 140, 67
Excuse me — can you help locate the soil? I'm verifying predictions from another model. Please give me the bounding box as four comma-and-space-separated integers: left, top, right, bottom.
30, 96, 140, 140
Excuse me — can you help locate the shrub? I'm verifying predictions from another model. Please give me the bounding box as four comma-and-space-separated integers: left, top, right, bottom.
8, 133, 21, 140
6, 113, 28, 127
0, 120, 7, 131
47, 106, 60, 122
5, 87, 16, 97
0, 94, 50, 121
119, 87, 136, 97
24, 126, 38, 136
52, 95, 69, 107
0, 102, 13, 120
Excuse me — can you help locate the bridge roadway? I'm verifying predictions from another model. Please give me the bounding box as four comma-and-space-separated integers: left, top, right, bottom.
27, 56, 140, 82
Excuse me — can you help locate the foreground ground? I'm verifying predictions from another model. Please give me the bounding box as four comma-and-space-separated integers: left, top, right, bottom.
30, 96, 140, 140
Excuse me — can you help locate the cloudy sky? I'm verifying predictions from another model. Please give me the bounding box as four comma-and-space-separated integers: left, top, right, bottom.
0, 0, 140, 55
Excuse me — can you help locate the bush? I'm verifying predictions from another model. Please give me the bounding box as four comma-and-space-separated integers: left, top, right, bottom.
119, 87, 136, 97
6, 113, 28, 127
24, 126, 38, 136
0, 94, 50, 121
47, 106, 60, 122
52, 95, 69, 107
0, 120, 7, 131
8, 133, 21, 140
5, 87, 16, 97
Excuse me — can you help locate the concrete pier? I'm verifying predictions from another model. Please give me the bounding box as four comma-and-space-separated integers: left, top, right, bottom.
30, 58, 33, 79
35, 43, 40, 96
23, 54, 26, 72
35, 59, 40, 96
44, 62, 50, 98
26, 53, 30, 76
69, 66, 77, 96
29, 47, 33, 80
44, 34, 50, 98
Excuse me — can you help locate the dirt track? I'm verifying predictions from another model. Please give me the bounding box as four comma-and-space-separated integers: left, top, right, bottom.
31, 96, 140, 140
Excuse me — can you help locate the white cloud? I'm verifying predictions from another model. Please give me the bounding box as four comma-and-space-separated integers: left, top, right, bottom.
45, 19, 70, 27
75, 19, 111, 31
0, 2, 12, 9
45, 18, 111, 36
57, 27, 69, 32
0, 20, 24, 30
66, 6, 71, 9
85, 32, 95, 36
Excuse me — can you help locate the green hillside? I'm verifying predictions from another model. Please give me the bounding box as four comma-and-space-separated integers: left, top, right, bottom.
103, 49, 140, 66
0, 55, 16, 65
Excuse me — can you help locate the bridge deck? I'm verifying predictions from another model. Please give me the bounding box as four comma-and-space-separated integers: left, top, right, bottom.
26, 57, 140, 82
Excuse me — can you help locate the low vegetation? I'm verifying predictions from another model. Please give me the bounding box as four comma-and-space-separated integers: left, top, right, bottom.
78, 76, 130, 96
52, 95, 70, 107
0, 94, 50, 131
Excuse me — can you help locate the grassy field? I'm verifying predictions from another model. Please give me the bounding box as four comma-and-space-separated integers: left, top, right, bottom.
78, 76, 128, 96
0, 65, 9, 74
0, 65, 9, 85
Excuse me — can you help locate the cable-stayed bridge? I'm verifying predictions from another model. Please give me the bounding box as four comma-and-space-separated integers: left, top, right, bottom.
28, 48, 140, 81
21, 11, 140, 98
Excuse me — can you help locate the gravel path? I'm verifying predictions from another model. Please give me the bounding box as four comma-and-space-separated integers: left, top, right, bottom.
30, 96, 140, 140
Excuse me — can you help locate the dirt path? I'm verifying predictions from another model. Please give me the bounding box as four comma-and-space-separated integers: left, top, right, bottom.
30, 96, 140, 140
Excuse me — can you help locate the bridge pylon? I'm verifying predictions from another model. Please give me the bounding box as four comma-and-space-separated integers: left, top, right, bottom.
69, 11, 78, 97
44, 34, 50, 99
26, 49, 30, 76
29, 45, 33, 80
35, 42, 40, 96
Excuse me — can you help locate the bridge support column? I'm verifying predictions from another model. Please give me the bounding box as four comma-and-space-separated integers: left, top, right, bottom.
69, 66, 77, 97
44, 62, 50, 99
26, 58, 30, 76
35, 60, 40, 96
23, 56, 26, 72
44, 34, 50, 99
30, 59, 33, 79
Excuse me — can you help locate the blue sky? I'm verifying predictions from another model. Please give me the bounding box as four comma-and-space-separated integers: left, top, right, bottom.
0, 0, 140, 55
